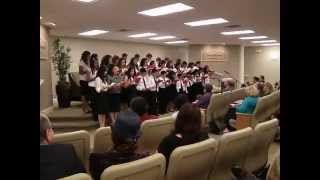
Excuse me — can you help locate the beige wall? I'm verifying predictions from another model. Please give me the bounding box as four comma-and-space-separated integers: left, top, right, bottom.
188, 45, 241, 82
244, 46, 280, 84
40, 25, 53, 110
49, 36, 189, 97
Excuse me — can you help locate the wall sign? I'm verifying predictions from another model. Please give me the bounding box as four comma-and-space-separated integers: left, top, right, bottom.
201, 46, 227, 62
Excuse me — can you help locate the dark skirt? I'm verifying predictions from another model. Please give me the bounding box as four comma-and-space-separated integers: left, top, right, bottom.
80, 80, 90, 99
126, 85, 138, 105
108, 93, 121, 112
167, 84, 178, 102
96, 92, 109, 114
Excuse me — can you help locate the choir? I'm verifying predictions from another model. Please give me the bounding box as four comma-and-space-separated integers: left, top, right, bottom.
79, 51, 223, 126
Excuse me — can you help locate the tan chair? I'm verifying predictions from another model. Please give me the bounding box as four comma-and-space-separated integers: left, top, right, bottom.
100, 153, 166, 180
200, 109, 207, 128
209, 127, 253, 180
93, 127, 113, 153
166, 138, 218, 180
244, 119, 279, 173
138, 117, 175, 153
53, 130, 90, 169
58, 173, 92, 180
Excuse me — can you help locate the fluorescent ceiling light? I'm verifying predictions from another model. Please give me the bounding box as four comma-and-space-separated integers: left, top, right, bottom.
221, 30, 255, 35
73, 0, 98, 3
184, 18, 228, 26
138, 3, 194, 16
239, 36, 267, 40
149, 36, 176, 40
78, 30, 108, 36
261, 43, 280, 46
129, 33, 157, 38
252, 40, 277, 43
165, 40, 188, 44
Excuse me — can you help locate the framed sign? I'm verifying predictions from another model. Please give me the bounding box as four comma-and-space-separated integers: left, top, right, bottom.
201, 46, 227, 62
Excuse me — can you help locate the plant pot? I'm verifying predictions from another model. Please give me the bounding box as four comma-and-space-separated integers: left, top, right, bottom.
56, 81, 71, 108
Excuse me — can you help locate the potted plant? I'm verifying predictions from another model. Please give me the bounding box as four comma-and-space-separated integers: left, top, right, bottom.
52, 38, 72, 108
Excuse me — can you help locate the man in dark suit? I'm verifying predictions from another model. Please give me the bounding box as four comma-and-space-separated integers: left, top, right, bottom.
40, 114, 86, 180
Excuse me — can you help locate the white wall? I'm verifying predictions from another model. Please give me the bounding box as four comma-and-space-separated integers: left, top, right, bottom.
244, 46, 280, 84
49, 36, 188, 97
188, 45, 241, 82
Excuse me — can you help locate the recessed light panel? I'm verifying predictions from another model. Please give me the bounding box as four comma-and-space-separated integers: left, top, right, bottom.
239, 36, 267, 40
73, 0, 98, 3
261, 43, 280, 46
78, 30, 108, 36
184, 18, 228, 27
138, 3, 194, 16
221, 30, 255, 35
165, 40, 188, 44
252, 40, 277, 43
149, 36, 176, 40
128, 33, 157, 38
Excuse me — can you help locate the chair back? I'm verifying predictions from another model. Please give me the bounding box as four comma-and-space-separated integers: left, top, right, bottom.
166, 138, 218, 180
100, 153, 166, 180
93, 127, 113, 153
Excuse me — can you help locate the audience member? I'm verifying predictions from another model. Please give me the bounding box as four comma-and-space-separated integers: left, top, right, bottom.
40, 114, 86, 180
130, 96, 158, 124
171, 94, 189, 119
89, 111, 149, 180
193, 84, 213, 109
158, 103, 209, 168
260, 75, 265, 83
236, 85, 259, 114
263, 82, 274, 96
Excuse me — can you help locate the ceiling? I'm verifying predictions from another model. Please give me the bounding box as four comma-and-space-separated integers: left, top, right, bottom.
40, 0, 280, 46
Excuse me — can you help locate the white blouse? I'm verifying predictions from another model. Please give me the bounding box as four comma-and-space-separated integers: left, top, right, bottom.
136, 75, 156, 91
95, 77, 109, 93
79, 61, 92, 81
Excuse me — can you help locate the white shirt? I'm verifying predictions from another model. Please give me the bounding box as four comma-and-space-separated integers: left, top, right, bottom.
136, 75, 157, 91
79, 61, 92, 81
95, 77, 109, 93
176, 79, 188, 93
157, 76, 170, 89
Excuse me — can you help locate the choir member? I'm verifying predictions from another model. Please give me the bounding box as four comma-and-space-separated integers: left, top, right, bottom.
136, 68, 157, 115
79, 50, 92, 113
106, 64, 123, 123
157, 70, 170, 114
95, 66, 110, 127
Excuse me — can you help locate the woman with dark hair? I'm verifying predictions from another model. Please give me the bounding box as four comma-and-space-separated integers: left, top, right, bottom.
95, 65, 110, 127
88, 53, 100, 120
79, 50, 92, 113
128, 57, 139, 74
139, 58, 148, 69
111, 55, 120, 65
123, 67, 138, 106
107, 64, 123, 123
100, 54, 111, 70
117, 58, 127, 75
180, 61, 188, 73
158, 103, 209, 166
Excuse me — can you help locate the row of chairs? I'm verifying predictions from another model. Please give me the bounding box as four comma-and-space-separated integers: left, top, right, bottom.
206, 87, 280, 130
57, 119, 279, 180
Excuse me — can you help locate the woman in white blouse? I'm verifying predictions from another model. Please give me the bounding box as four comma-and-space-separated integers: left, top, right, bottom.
79, 51, 93, 113
95, 66, 111, 127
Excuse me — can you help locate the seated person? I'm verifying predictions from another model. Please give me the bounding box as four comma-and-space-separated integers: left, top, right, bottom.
40, 114, 86, 180
222, 78, 236, 92
158, 103, 209, 168
263, 82, 274, 96
89, 111, 149, 180
236, 85, 259, 114
171, 94, 189, 119
130, 96, 158, 124
193, 84, 213, 109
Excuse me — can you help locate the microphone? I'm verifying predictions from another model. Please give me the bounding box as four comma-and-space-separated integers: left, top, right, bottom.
224, 70, 230, 74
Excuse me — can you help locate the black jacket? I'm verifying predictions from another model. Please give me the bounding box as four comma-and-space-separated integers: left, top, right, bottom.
40, 143, 86, 180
